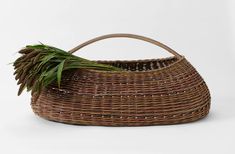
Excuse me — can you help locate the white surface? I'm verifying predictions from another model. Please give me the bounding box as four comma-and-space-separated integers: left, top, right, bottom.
0, 0, 235, 154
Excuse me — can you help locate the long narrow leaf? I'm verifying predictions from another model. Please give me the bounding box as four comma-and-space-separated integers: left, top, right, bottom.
57, 60, 65, 88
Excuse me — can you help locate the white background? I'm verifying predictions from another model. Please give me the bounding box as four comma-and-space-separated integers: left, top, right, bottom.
0, 0, 235, 154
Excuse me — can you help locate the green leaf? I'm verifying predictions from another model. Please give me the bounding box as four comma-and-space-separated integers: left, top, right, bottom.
41, 53, 56, 64
39, 66, 57, 82
57, 60, 65, 88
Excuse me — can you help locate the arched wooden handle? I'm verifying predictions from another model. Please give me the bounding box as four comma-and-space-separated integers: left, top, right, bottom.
68, 33, 182, 58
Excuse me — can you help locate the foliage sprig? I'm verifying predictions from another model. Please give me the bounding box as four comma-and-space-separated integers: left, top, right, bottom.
13, 44, 121, 95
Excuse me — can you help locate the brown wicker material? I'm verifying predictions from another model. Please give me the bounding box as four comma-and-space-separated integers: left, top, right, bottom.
31, 34, 211, 126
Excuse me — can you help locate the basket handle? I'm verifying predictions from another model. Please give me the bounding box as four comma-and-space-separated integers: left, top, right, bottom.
68, 33, 182, 58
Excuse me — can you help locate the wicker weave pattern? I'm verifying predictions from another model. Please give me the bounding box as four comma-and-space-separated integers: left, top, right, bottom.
31, 34, 211, 126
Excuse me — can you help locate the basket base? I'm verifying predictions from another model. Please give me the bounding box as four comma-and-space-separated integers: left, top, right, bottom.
31, 101, 210, 126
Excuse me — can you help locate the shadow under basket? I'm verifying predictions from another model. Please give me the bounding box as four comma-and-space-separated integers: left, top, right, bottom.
31, 34, 211, 126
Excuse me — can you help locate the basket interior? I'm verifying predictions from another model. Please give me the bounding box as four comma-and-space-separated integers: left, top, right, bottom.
97, 57, 178, 71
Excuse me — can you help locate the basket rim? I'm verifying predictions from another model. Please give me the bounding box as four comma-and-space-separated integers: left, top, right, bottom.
81, 55, 186, 74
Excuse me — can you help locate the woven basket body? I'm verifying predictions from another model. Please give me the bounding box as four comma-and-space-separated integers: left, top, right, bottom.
31, 34, 211, 126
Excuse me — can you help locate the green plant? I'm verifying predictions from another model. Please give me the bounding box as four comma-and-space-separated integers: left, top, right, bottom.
13, 44, 122, 96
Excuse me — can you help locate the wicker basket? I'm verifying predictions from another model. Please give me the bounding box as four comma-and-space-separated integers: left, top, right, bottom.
31, 34, 211, 126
